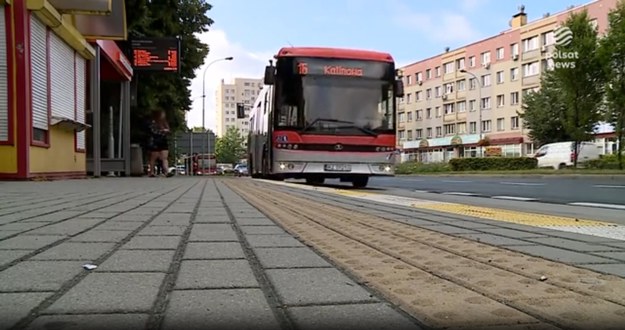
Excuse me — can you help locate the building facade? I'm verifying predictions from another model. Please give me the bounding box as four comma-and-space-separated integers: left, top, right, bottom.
215, 77, 263, 142
398, 0, 617, 163
0, 0, 130, 180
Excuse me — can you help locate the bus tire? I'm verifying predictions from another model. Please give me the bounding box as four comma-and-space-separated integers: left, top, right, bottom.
305, 177, 324, 185
352, 176, 369, 188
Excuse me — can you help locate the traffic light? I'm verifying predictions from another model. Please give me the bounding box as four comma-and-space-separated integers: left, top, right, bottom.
236, 103, 245, 119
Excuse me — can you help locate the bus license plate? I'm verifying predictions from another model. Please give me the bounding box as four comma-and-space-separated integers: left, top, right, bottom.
324, 164, 351, 172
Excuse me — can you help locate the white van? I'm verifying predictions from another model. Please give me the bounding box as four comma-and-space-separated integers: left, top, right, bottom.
534, 141, 602, 169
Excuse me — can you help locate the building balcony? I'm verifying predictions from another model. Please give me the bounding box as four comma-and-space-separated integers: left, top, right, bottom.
522, 74, 540, 86
522, 49, 541, 62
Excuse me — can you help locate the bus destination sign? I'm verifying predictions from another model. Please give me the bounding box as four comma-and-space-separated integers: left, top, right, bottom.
130, 37, 180, 72
294, 58, 390, 79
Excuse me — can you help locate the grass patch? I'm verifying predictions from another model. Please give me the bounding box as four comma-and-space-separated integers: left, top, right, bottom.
396, 161, 625, 176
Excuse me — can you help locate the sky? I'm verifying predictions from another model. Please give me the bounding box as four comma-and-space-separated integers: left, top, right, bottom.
186, 0, 591, 131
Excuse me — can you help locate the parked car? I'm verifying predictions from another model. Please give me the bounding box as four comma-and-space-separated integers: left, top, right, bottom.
534, 141, 602, 169
234, 164, 248, 177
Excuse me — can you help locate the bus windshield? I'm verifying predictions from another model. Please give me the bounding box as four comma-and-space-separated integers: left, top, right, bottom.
275, 58, 396, 135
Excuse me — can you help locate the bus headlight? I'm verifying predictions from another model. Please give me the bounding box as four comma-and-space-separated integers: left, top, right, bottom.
378, 165, 392, 172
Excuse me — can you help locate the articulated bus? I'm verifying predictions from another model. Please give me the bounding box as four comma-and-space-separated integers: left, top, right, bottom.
247, 47, 404, 188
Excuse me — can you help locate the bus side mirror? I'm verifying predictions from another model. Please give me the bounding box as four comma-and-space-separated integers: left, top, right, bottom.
264, 65, 275, 85
394, 79, 404, 97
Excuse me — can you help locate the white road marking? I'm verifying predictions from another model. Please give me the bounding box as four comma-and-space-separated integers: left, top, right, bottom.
441, 180, 472, 183
500, 182, 545, 186
491, 196, 539, 202
593, 185, 625, 189
567, 202, 625, 210
441, 192, 479, 196
413, 190, 430, 193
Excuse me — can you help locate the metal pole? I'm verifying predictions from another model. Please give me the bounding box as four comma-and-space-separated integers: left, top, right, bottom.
122, 81, 131, 176
189, 131, 193, 175
91, 44, 102, 177
118, 84, 122, 159
107, 106, 115, 176
461, 70, 483, 157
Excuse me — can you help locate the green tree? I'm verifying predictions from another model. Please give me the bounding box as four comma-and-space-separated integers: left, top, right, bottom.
215, 127, 246, 164
125, 0, 213, 144
551, 10, 606, 166
599, 0, 625, 170
520, 74, 572, 145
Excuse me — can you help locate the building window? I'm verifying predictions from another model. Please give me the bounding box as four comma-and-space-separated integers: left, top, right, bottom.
426, 69, 432, 79
435, 66, 441, 77
416, 110, 423, 120
435, 106, 442, 117
444, 83, 454, 94
398, 113, 406, 123
456, 58, 465, 70
496, 71, 504, 84
406, 93, 412, 103
481, 120, 492, 132
523, 36, 539, 52
510, 67, 519, 81
469, 100, 476, 112
444, 62, 454, 74
457, 79, 466, 91
511, 43, 519, 56
511, 92, 520, 105
481, 97, 491, 110
426, 128, 432, 138
426, 88, 432, 99
497, 117, 505, 131
416, 91, 423, 101
457, 101, 467, 113
469, 121, 477, 134
496, 94, 505, 107
511, 116, 520, 130
469, 78, 477, 90
435, 86, 442, 97
444, 124, 455, 135
457, 122, 467, 134
496, 47, 504, 60
426, 108, 432, 119
407, 130, 413, 140
416, 129, 423, 138
542, 31, 555, 46
436, 126, 442, 137
469, 56, 476, 67
481, 74, 491, 87
444, 103, 454, 115
399, 130, 405, 140
406, 75, 413, 85
416, 72, 423, 82
523, 61, 540, 77
481, 51, 491, 65
407, 111, 413, 122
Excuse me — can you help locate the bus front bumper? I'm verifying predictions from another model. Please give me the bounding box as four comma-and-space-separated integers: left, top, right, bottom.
272, 161, 394, 176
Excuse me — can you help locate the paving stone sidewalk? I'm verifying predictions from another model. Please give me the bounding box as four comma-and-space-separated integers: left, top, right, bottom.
0, 178, 421, 330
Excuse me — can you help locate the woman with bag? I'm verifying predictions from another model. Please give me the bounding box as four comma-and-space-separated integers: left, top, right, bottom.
147, 109, 174, 177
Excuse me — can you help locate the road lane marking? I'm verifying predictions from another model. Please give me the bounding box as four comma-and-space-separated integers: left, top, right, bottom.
491, 196, 539, 202
259, 179, 625, 241
500, 182, 545, 186
413, 190, 430, 193
441, 192, 480, 196
593, 185, 625, 189
441, 180, 472, 183
568, 202, 625, 210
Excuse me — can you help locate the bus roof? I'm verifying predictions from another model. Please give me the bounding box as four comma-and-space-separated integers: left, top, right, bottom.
276, 47, 394, 63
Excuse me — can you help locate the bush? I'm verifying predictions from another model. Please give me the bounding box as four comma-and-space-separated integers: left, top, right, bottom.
395, 161, 450, 174
584, 154, 622, 169
448, 157, 538, 171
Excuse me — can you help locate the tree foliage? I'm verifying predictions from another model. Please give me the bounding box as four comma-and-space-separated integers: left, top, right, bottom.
599, 0, 625, 169
124, 0, 213, 144
215, 127, 246, 164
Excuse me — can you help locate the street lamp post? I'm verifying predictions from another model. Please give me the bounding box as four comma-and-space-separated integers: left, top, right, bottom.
460, 69, 484, 157
201, 56, 234, 173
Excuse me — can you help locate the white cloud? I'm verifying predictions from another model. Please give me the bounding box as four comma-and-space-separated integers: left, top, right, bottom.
187, 29, 273, 131
460, 0, 490, 12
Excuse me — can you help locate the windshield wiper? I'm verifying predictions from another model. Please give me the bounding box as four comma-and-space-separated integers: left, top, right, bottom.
301, 118, 354, 132
336, 125, 378, 136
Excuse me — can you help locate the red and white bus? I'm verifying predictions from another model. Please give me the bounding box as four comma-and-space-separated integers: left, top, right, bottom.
247, 47, 404, 188
195, 153, 217, 175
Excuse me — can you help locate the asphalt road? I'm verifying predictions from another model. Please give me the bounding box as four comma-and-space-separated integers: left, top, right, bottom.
366, 175, 625, 209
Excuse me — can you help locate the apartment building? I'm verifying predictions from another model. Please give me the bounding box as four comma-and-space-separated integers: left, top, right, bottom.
215, 78, 263, 141
398, 0, 616, 163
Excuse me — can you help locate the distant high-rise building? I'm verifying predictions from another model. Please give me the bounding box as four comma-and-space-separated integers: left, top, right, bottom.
215, 78, 263, 143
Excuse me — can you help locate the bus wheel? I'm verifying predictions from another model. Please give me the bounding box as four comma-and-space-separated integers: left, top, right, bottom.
352, 176, 369, 189
305, 177, 324, 185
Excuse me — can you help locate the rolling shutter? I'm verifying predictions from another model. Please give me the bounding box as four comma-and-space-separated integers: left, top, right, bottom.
0, 7, 8, 141
75, 54, 86, 150
49, 31, 75, 120
30, 15, 48, 130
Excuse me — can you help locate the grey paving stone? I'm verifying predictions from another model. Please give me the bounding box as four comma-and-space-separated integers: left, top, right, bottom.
0, 235, 65, 250
0, 261, 84, 291
524, 237, 619, 252
266, 268, 377, 306
183, 242, 246, 260
162, 289, 279, 330
0, 222, 45, 232
602, 242, 625, 249
288, 303, 421, 330
70, 230, 130, 243
25, 219, 103, 236
122, 236, 181, 250
255, 247, 331, 269
418, 224, 480, 235
579, 263, 625, 277
236, 217, 277, 226
30, 242, 115, 261
477, 228, 547, 238
508, 245, 614, 264
95, 221, 145, 231
247, 235, 304, 248
96, 250, 175, 272
26, 314, 149, 330
136, 225, 186, 236
241, 226, 287, 235
175, 260, 259, 289
77, 213, 114, 219
188, 224, 238, 242
193, 215, 232, 223
150, 214, 192, 226
0, 250, 31, 266
0, 292, 53, 329
107, 214, 152, 222
594, 251, 625, 262
0, 230, 20, 239
45, 273, 165, 313
455, 233, 536, 246
21, 211, 86, 223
